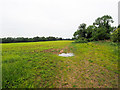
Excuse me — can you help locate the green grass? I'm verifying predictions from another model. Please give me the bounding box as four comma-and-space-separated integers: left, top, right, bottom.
2, 40, 119, 88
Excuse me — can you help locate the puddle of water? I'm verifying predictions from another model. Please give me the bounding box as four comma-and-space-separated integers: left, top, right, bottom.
58, 53, 74, 57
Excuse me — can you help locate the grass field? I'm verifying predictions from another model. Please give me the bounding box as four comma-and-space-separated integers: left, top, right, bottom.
2, 40, 119, 88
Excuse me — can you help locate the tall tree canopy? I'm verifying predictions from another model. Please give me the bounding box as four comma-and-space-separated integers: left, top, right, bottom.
93, 15, 114, 33
73, 23, 87, 39
73, 15, 115, 42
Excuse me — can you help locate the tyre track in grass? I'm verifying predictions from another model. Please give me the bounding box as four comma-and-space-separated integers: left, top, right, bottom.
54, 56, 118, 88
53, 44, 118, 88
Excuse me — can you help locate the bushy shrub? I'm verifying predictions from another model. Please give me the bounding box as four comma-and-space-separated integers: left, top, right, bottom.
109, 42, 118, 46
111, 28, 120, 42
92, 27, 110, 41
75, 37, 88, 43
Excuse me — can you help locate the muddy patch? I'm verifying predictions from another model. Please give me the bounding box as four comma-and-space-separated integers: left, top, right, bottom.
29, 46, 74, 55
42, 48, 60, 54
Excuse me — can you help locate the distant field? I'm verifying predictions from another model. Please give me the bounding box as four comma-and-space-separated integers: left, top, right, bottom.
2, 41, 119, 88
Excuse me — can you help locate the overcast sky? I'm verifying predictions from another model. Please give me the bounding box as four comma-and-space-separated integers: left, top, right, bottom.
0, 0, 119, 38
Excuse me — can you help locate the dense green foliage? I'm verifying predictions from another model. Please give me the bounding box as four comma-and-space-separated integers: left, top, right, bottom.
73, 15, 116, 43
74, 37, 88, 43
111, 28, 120, 42
2, 41, 119, 88
118, 24, 120, 28
1, 36, 71, 43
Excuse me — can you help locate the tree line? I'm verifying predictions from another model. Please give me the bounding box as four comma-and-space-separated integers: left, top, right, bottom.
73, 15, 120, 43
0, 36, 72, 43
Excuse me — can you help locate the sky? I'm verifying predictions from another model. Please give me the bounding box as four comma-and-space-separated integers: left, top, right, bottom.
118, 1, 120, 25
0, 0, 119, 38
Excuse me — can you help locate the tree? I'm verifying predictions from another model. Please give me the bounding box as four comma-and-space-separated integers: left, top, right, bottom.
93, 15, 114, 33
2, 37, 14, 43
73, 15, 115, 43
73, 23, 87, 39
33, 36, 40, 41
46, 36, 56, 41
1, 36, 64, 43
92, 27, 110, 40
86, 25, 96, 39
118, 24, 120, 28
